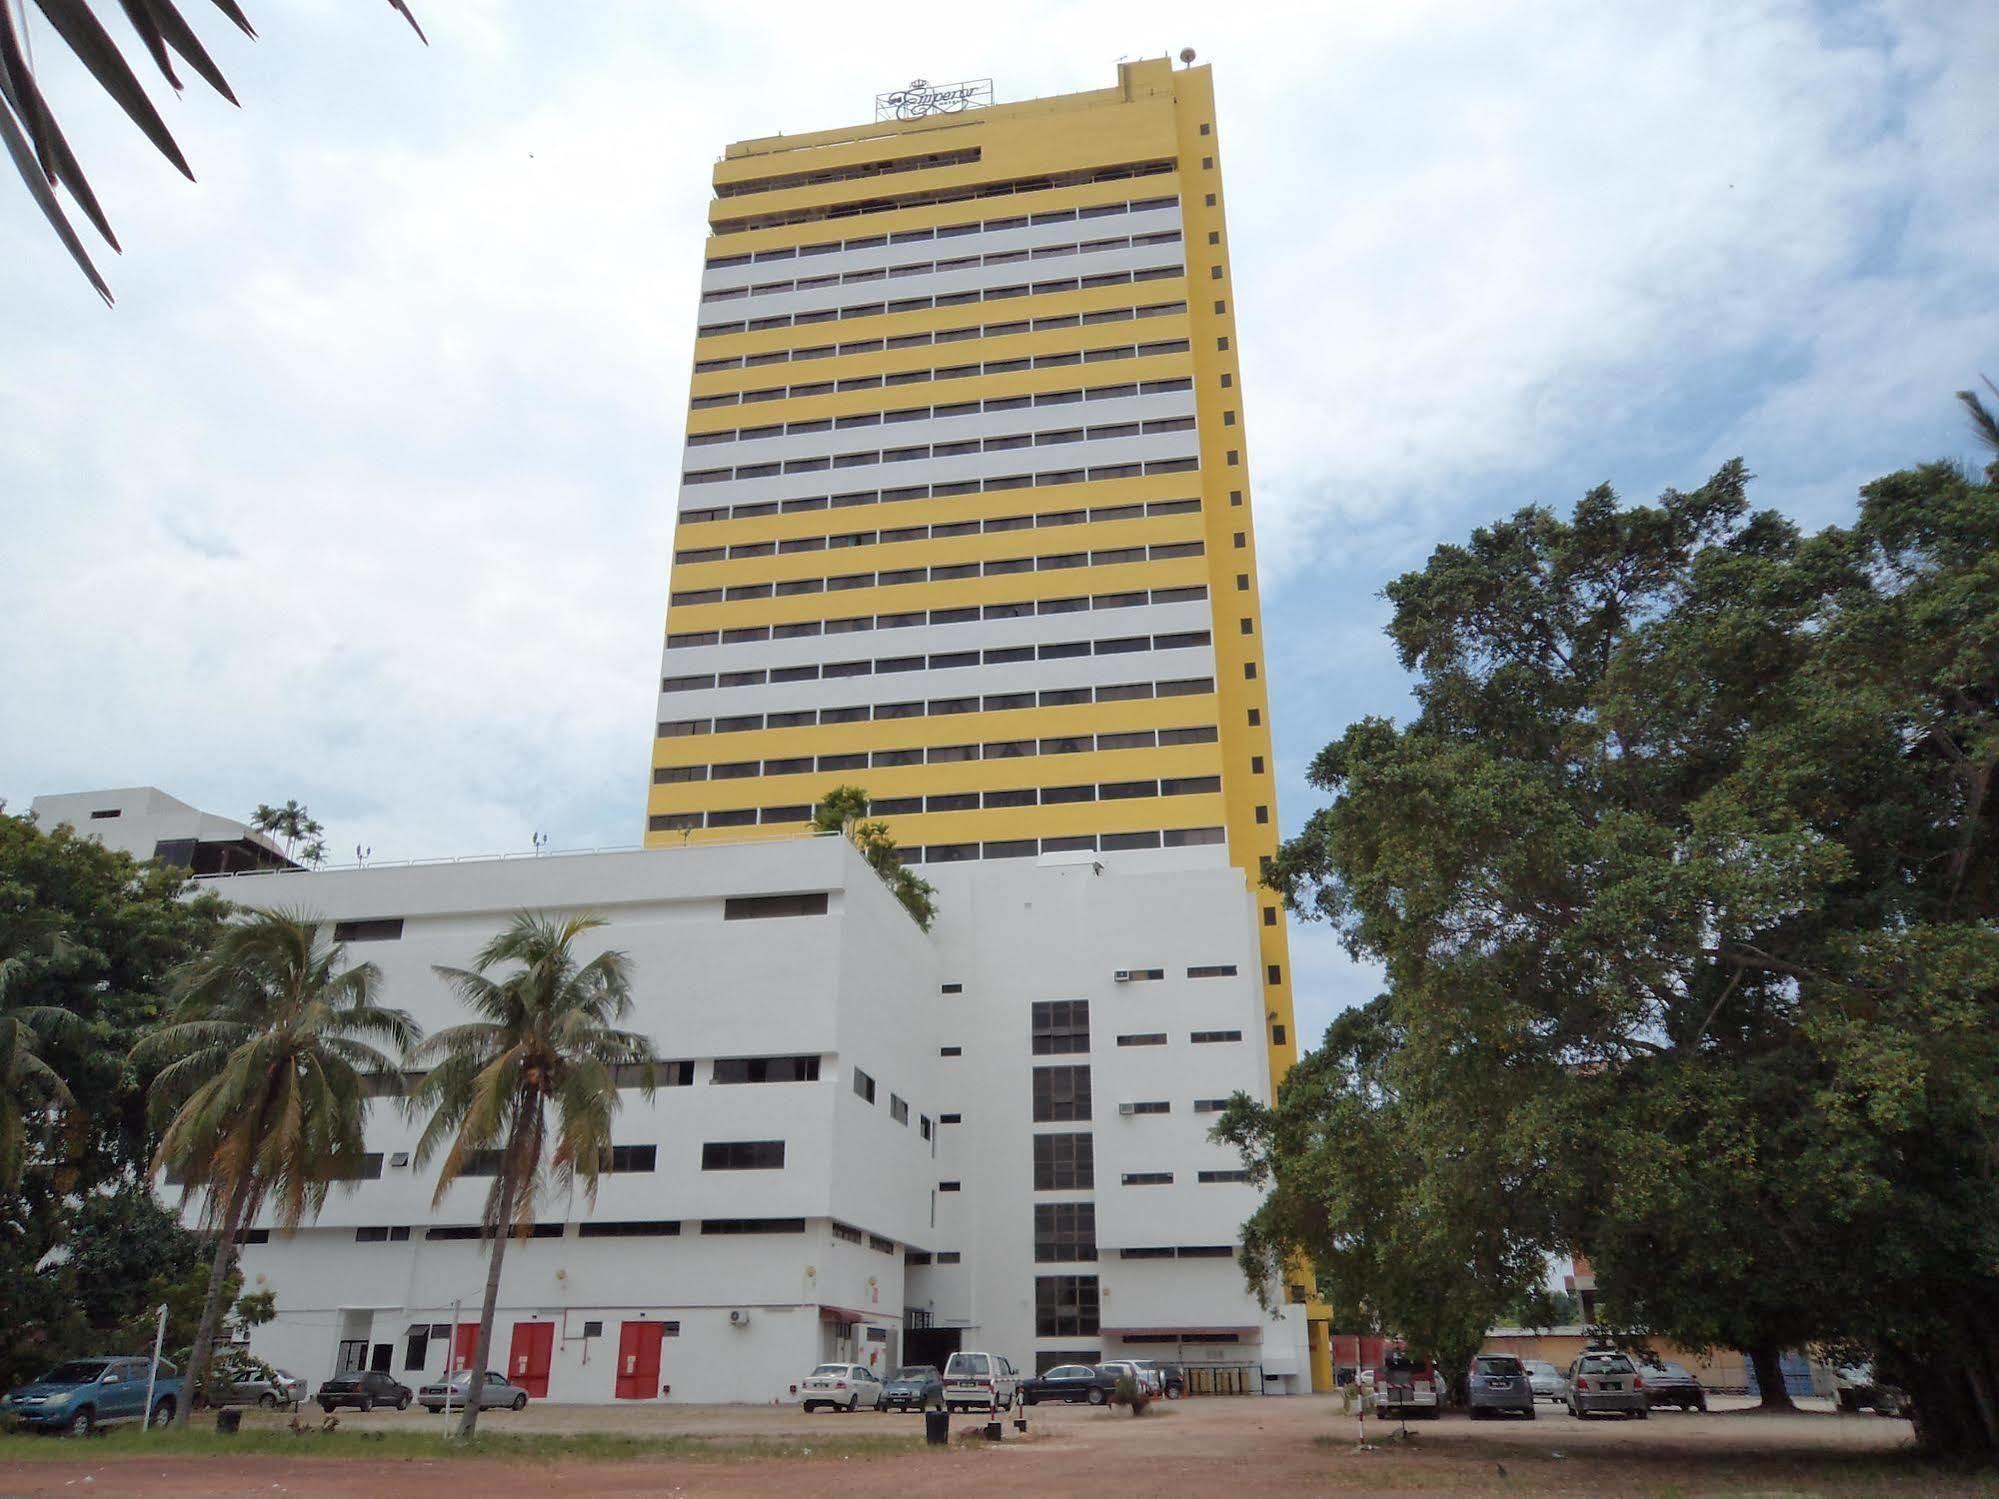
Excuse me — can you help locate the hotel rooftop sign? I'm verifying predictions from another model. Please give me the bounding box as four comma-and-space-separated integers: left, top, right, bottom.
875, 78, 994, 122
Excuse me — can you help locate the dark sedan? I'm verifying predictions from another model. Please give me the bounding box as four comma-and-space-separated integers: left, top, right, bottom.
316, 1370, 413, 1413
1021, 1364, 1117, 1406
877, 1365, 943, 1411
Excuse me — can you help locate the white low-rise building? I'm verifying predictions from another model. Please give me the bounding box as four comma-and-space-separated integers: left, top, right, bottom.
33, 789, 1312, 1402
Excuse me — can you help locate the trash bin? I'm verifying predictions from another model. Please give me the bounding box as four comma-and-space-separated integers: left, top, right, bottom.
924, 1409, 949, 1446
215, 1408, 243, 1435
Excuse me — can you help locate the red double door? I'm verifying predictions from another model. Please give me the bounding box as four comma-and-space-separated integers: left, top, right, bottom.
508, 1322, 554, 1398
615, 1321, 666, 1400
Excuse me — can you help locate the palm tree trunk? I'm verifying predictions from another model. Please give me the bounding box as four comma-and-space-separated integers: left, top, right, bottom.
457, 1165, 520, 1440
179, 1170, 250, 1426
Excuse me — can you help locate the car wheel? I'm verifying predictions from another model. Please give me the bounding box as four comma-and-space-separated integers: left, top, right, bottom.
1523, 1405, 1536, 1420
321, 1400, 336, 1413
510, 1393, 527, 1412
1633, 1405, 1649, 1420
359, 1395, 374, 1413
1087, 1386, 1107, 1406
395, 1393, 411, 1411
149, 1398, 176, 1428
258, 1392, 277, 1409
65, 1406, 95, 1438
1567, 1403, 1580, 1418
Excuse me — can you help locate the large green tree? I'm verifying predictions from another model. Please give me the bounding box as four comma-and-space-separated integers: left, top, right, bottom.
413, 912, 656, 1437
1227, 454, 1998, 1456
0, 809, 225, 1386
135, 909, 417, 1421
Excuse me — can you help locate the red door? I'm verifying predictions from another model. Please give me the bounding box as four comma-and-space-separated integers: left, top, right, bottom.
509, 1322, 554, 1397
452, 1323, 480, 1374
614, 1321, 665, 1400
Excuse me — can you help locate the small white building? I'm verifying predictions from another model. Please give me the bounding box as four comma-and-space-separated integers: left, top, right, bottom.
36, 790, 1312, 1402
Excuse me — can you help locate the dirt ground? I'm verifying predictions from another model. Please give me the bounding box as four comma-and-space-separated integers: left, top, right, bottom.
3, 1392, 1983, 1498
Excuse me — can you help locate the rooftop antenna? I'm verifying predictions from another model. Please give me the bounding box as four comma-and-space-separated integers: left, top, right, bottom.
1179, 47, 1197, 66
532, 831, 549, 856
355, 844, 371, 869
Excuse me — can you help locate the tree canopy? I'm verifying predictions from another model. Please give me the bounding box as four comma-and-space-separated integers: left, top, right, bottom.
812, 786, 938, 930
1222, 454, 1999, 1456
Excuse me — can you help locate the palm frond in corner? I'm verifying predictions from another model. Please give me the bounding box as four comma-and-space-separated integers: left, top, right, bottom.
1955, 376, 1999, 459
2, 0, 424, 305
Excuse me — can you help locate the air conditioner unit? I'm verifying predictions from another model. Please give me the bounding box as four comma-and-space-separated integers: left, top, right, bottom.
729, 1309, 751, 1327
1118, 1102, 1137, 1116
1113, 969, 1133, 983
389, 1152, 411, 1169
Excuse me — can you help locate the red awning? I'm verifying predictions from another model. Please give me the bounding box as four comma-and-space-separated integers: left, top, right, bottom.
818, 1304, 882, 1323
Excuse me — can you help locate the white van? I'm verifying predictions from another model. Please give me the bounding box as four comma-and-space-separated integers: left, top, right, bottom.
942, 1351, 1021, 1412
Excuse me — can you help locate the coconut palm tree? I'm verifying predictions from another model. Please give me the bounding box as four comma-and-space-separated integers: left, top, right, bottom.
413, 912, 656, 1438
0, 948, 79, 1191
3, 0, 424, 303
133, 909, 418, 1423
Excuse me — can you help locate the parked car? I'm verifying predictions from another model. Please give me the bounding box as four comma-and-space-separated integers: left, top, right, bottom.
942, 1350, 1020, 1412
1566, 1351, 1647, 1418
1099, 1359, 1163, 1398
1523, 1359, 1568, 1403
877, 1365, 943, 1412
1371, 1351, 1441, 1420
418, 1370, 529, 1413
1834, 1363, 1907, 1417
1132, 1359, 1184, 1398
1020, 1364, 1118, 1405
1639, 1360, 1707, 1412
1466, 1353, 1537, 1419
800, 1363, 881, 1412
316, 1370, 413, 1413
222, 1368, 307, 1408
2, 1357, 180, 1435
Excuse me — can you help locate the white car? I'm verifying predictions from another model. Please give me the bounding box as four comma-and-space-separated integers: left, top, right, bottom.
800, 1363, 882, 1412
1524, 1359, 1568, 1403
942, 1350, 1020, 1412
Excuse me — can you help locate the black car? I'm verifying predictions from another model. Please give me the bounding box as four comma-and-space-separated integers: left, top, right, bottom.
316, 1370, 413, 1413
1020, 1364, 1118, 1406
877, 1364, 944, 1411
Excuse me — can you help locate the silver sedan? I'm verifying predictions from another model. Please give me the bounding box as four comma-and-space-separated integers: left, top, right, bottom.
418, 1370, 530, 1412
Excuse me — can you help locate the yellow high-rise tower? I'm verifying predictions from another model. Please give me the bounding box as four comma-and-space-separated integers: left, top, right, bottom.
644, 57, 1299, 1092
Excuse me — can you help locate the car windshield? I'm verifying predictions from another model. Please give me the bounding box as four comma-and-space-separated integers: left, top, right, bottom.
1475, 1356, 1523, 1375
1528, 1361, 1559, 1374
810, 1364, 848, 1377
1580, 1354, 1633, 1372
40, 1362, 107, 1384
945, 1354, 990, 1376
891, 1367, 932, 1380
1656, 1362, 1690, 1377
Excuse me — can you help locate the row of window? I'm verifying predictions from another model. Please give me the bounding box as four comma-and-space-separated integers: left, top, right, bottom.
695, 305, 1183, 399
712, 159, 1174, 235
682, 416, 1196, 487
655, 724, 1219, 785
697, 260, 1185, 337
656, 778, 1224, 836
663, 583, 1210, 644
714, 145, 982, 201
1028, 999, 1245, 1055
1123, 1170, 1251, 1185
897, 827, 1226, 863
662, 628, 1212, 695
709, 192, 1175, 266
657, 673, 1215, 739
679, 453, 1219, 526
828, 1221, 900, 1254
691, 299, 1188, 380
701, 226, 1182, 304
688, 376, 1192, 447
351, 1218, 814, 1241
670, 543, 1205, 607
850, 1065, 932, 1141
901, 1249, 964, 1266
672, 496, 1200, 568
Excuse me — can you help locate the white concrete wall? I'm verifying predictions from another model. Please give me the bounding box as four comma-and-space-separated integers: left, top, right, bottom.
173, 830, 1308, 1400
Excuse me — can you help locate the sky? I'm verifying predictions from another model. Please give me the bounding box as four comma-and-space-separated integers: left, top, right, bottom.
2, 0, 1994, 1049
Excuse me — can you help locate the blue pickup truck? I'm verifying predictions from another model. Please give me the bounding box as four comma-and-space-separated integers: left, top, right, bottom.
3, 1356, 182, 1434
